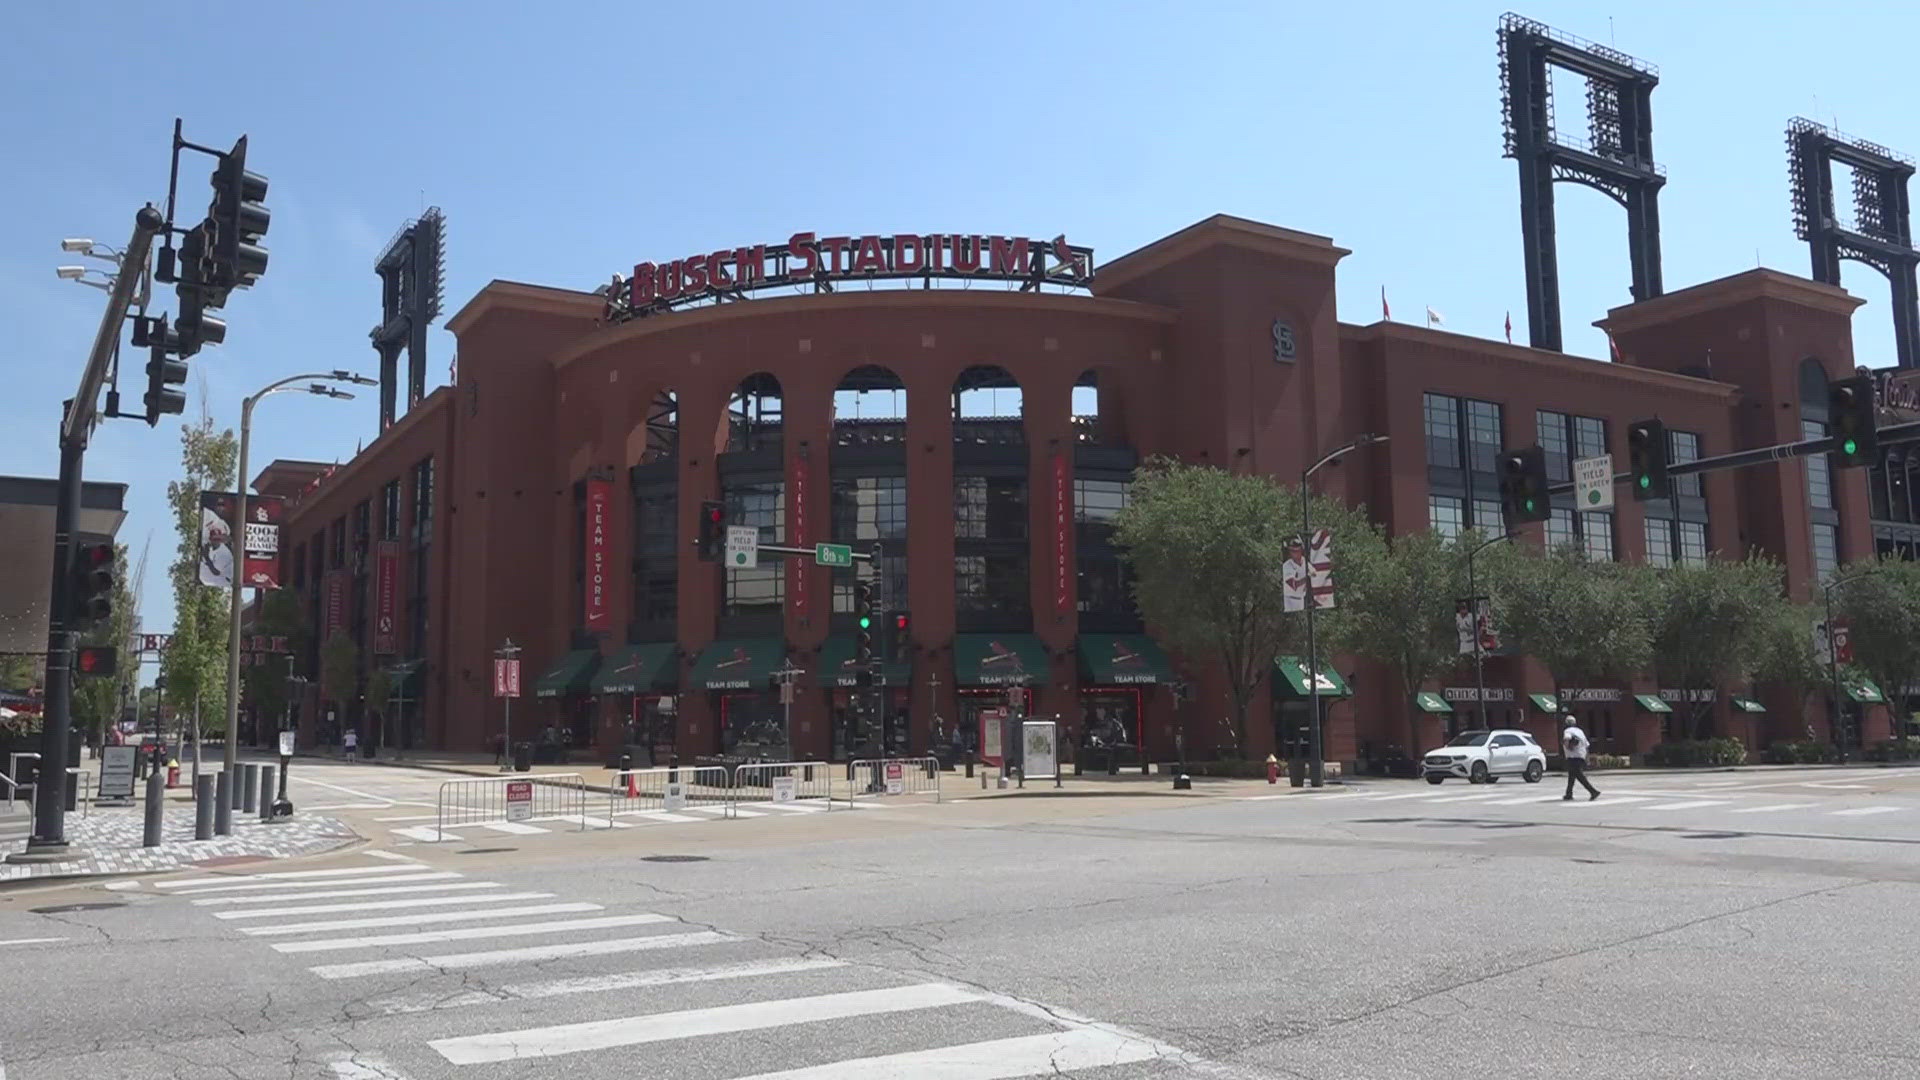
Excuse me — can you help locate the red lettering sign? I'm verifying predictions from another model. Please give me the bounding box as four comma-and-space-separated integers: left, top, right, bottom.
372, 540, 400, 655
585, 479, 612, 632
1054, 453, 1071, 614
493, 658, 522, 698
788, 453, 808, 619
324, 571, 348, 639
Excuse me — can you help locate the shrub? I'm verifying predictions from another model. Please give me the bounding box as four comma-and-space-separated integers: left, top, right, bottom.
1764, 740, 1840, 764
1645, 738, 1749, 768
1867, 737, 1920, 762
1586, 754, 1633, 770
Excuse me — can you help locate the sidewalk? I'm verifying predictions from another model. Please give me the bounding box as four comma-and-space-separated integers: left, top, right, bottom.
0, 804, 360, 886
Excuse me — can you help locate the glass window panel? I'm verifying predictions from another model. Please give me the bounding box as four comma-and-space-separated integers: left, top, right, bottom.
1670, 431, 1703, 498
1812, 523, 1838, 579
1573, 416, 1607, 461
1471, 499, 1503, 532
1428, 494, 1464, 540
1547, 508, 1577, 551
1538, 410, 1572, 483
1644, 518, 1673, 568
954, 477, 1027, 540
1425, 393, 1460, 469
1582, 511, 1615, 562
1677, 521, 1708, 566
1803, 420, 1832, 510
1465, 400, 1503, 474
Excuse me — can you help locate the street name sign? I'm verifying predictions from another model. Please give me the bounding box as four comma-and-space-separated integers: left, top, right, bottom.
1574, 454, 1614, 510
814, 542, 852, 567
726, 526, 759, 568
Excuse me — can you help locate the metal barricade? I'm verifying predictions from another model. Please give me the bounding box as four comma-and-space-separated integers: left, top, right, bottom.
435, 772, 589, 842
730, 760, 833, 812
607, 766, 732, 826
847, 757, 942, 803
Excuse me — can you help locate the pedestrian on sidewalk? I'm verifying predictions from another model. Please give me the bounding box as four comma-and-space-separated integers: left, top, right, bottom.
342, 727, 358, 760
1562, 717, 1599, 801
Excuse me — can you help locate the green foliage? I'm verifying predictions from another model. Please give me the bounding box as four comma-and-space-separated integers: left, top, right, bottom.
1483, 544, 1653, 692
240, 589, 308, 727
0, 653, 36, 694
1645, 557, 1788, 740
1757, 603, 1826, 725
1832, 558, 1920, 728
320, 632, 359, 713
1866, 737, 1920, 762
1326, 527, 1470, 756
1764, 740, 1841, 765
161, 415, 237, 728
1645, 737, 1748, 767
1114, 460, 1381, 755
70, 542, 139, 742
365, 666, 393, 718
1586, 753, 1633, 770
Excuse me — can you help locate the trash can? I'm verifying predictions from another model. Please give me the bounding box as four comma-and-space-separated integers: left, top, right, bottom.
513, 742, 533, 773
1288, 756, 1307, 787
360, 740, 374, 760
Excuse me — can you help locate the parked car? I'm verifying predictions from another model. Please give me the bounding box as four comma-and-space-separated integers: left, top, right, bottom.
1421, 729, 1546, 784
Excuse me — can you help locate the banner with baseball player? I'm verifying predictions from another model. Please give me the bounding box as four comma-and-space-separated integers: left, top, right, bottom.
198, 491, 284, 589
1283, 529, 1335, 612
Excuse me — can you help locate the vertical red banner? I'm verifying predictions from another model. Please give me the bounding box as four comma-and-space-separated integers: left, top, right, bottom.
1054, 453, 1071, 614
585, 478, 612, 631
788, 451, 809, 618
324, 571, 348, 638
372, 540, 400, 655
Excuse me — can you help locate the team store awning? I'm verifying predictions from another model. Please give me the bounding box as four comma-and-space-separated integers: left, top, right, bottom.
591, 643, 678, 695
1731, 696, 1767, 714
690, 638, 788, 691
1844, 676, 1887, 704
532, 650, 601, 699
952, 634, 1048, 687
1274, 657, 1352, 698
1632, 694, 1673, 714
817, 636, 909, 688
1414, 692, 1453, 714
1528, 693, 1561, 714
1077, 634, 1175, 684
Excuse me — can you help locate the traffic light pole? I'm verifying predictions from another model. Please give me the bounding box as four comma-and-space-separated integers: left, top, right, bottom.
1543, 420, 1920, 498
15, 206, 165, 860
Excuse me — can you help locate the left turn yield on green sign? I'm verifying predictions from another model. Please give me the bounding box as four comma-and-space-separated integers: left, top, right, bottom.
725, 525, 758, 568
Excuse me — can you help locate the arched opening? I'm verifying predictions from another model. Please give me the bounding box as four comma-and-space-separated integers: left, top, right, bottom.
832, 365, 906, 447
629, 386, 679, 645
950, 365, 1029, 634
1071, 368, 1101, 444
951, 365, 1025, 446
719, 373, 786, 633
827, 365, 910, 759
725, 373, 784, 456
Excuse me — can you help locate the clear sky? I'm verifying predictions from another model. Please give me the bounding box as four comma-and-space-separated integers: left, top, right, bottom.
3, 0, 1915, 674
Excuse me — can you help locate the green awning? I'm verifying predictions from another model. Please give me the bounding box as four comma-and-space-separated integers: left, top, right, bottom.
953, 634, 1048, 687
1275, 657, 1352, 698
1078, 634, 1175, 685
591, 643, 677, 695
1414, 692, 1452, 714
1633, 693, 1673, 714
1528, 693, 1561, 714
818, 636, 909, 688
1844, 677, 1886, 704
533, 650, 601, 699
690, 638, 788, 691
1731, 696, 1767, 714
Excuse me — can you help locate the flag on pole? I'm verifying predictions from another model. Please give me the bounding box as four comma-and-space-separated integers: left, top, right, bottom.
1381, 286, 1390, 322
1607, 331, 1624, 363
1504, 312, 1513, 344
1425, 307, 1444, 328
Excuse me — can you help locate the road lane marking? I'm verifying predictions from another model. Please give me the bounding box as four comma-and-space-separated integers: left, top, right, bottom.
368, 957, 848, 1016
726, 1028, 1164, 1080
271, 912, 674, 953
289, 774, 436, 803
430, 983, 980, 1064
157, 864, 418, 889
194, 880, 492, 906
308, 929, 736, 978
0, 938, 68, 947
215, 891, 542, 920
1368, 791, 1445, 802
362, 850, 420, 863
1831, 806, 1903, 817
246, 902, 602, 936
479, 822, 548, 835
1423, 793, 1511, 803
1800, 781, 1870, 790
1580, 796, 1652, 806
181, 872, 461, 899
1638, 800, 1732, 811
1727, 803, 1817, 814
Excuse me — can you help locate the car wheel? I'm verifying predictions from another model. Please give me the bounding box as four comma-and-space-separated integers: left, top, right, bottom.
1469, 761, 1489, 784
1523, 760, 1544, 784
1426, 775, 1444, 785
1485, 774, 1501, 784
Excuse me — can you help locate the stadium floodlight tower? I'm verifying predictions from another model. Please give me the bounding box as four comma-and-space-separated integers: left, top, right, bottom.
1498, 12, 1666, 353
1788, 117, 1920, 369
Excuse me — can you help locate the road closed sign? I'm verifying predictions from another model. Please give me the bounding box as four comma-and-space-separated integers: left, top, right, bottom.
505, 780, 534, 822
884, 760, 904, 795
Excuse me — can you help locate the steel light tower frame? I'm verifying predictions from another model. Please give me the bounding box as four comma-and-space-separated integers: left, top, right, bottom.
1788, 118, 1920, 369
371, 208, 446, 430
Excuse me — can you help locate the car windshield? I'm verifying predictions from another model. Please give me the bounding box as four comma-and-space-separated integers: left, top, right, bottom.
1445, 732, 1490, 747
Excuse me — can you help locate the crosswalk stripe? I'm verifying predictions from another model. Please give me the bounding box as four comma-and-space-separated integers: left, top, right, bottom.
634, 811, 703, 823
393, 826, 452, 842
727, 1028, 1165, 1080
215, 891, 545, 920
1484, 796, 1545, 804
430, 982, 980, 1064
1639, 800, 1732, 811
157, 864, 417, 889
1831, 806, 1903, 817
367, 957, 848, 1016
189, 876, 469, 904
309, 929, 736, 979
1728, 803, 1816, 814
479, 822, 549, 835
1583, 796, 1651, 806
248, 902, 603, 937
1368, 792, 1442, 802
1424, 793, 1509, 803
272, 913, 675, 954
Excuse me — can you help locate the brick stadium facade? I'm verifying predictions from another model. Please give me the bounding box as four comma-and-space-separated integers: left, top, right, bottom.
261, 214, 1912, 769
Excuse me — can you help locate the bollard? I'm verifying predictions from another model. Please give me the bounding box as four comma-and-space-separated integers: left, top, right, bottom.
214, 771, 233, 836
143, 771, 165, 847
240, 764, 258, 813
229, 766, 245, 810
195, 775, 216, 840
258, 766, 277, 821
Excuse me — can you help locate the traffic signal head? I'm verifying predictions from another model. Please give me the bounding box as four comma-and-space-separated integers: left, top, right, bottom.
70, 542, 115, 629
886, 611, 912, 664
853, 580, 875, 663
75, 646, 118, 678
208, 135, 270, 292
1498, 446, 1552, 525
145, 315, 190, 424
1828, 374, 1877, 468
1626, 418, 1670, 501
697, 500, 726, 561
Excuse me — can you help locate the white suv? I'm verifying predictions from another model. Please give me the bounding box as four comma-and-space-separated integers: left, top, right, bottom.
1421, 729, 1547, 785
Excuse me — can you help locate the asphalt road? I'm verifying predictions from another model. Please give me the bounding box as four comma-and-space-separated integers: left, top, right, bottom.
3, 762, 1918, 1079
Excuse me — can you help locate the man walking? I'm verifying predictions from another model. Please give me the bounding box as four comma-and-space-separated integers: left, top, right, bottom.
1562, 716, 1599, 801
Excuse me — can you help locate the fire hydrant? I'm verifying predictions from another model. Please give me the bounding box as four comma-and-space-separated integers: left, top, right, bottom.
166, 759, 181, 789
1266, 753, 1279, 785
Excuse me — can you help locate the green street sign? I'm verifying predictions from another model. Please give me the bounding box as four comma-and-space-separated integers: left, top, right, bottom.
814, 543, 853, 567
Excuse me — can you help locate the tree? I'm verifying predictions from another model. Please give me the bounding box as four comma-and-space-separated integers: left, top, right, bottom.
1484, 544, 1654, 702
1326, 527, 1470, 758
1115, 460, 1381, 757
1833, 558, 1920, 740
1758, 602, 1827, 739
0, 653, 36, 694
1645, 557, 1788, 741
160, 414, 237, 733
70, 542, 138, 744
365, 666, 393, 750
319, 631, 359, 731
239, 588, 309, 739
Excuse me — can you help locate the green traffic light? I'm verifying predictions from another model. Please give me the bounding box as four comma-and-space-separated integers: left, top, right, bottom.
858, 616, 871, 629
1843, 438, 1858, 457
1638, 475, 1650, 489
1524, 498, 1536, 513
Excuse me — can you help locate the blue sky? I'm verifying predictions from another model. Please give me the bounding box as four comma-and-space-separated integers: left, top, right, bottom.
3, 1, 1915, 669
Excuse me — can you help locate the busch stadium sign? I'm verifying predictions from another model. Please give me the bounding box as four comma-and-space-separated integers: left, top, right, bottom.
605, 231, 1094, 321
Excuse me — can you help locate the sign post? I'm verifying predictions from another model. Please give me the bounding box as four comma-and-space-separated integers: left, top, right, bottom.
725, 525, 759, 569
493, 640, 522, 773
1573, 454, 1615, 511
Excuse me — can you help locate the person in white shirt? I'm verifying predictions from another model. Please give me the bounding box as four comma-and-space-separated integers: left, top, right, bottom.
200, 524, 235, 588
342, 728, 359, 760
1562, 718, 1600, 801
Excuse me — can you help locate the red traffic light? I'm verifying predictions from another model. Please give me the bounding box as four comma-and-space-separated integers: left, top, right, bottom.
894, 614, 909, 629
75, 646, 118, 677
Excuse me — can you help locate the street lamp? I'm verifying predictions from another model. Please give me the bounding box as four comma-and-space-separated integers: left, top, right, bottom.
221, 371, 377, 781
1301, 433, 1388, 787
1821, 567, 1880, 764
1464, 530, 1518, 731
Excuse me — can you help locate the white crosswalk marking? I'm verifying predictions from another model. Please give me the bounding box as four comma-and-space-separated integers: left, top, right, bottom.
244, 901, 600, 936
1581, 795, 1651, 806
729, 1028, 1165, 1080
479, 822, 548, 835
309, 930, 737, 979
214, 891, 546, 920
431, 983, 983, 1064
1369, 791, 1445, 801
191, 877, 479, 905
273, 913, 676, 954
1639, 800, 1732, 811
1424, 792, 1510, 803
1728, 803, 1816, 814
1831, 806, 1903, 817
157, 864, 419, 889
162, 871, 459, 895
367, 957, 848, 1016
